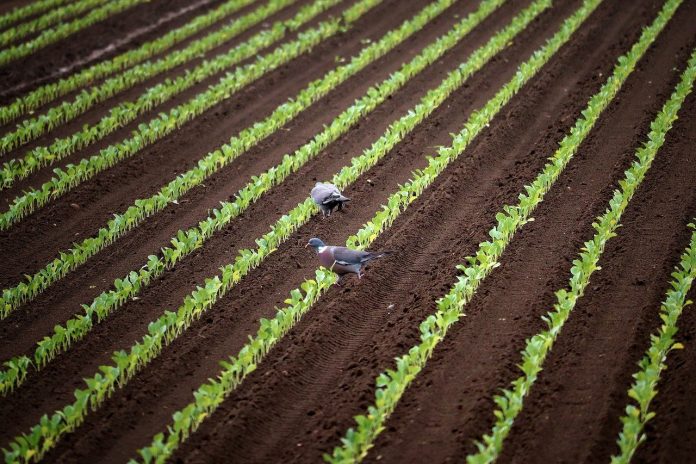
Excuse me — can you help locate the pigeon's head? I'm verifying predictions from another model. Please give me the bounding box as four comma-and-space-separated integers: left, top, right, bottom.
305, 237, 326, 249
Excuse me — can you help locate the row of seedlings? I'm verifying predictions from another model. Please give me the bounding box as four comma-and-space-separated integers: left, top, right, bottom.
0, 0, 256, 124
0, 0, 512, 392
0, 0, 302, 160
0, 0, 74, 30
612, 220, 696, 463
0, 0, 154, 66
0, 0, 110, 47
0, 0, 493, 460
0, 0, 388, 229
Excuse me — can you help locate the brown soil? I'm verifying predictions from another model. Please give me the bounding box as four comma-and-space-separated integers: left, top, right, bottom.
2, 0, 696, 462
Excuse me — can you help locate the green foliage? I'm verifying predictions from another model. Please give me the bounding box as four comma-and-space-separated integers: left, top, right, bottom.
0, 0, 153, 66
0, 0, 302, 180
0, 0, 111, 48
468, 11, 692, 464
0, 0, 255, 125
0, 0, 470, 461
0, 0, 74, 30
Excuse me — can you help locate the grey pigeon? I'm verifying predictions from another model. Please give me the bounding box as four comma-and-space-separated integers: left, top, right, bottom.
305, 237, 389, 282
311, 182, 350, 217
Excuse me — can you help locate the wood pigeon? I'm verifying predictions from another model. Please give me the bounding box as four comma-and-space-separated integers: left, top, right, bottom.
305, 237, 390, 281
311, 182, 350, 217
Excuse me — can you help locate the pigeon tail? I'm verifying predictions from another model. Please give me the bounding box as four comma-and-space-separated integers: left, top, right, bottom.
322, 193, 350, 205
363, 250, 391, 262
334, 195, 350, 212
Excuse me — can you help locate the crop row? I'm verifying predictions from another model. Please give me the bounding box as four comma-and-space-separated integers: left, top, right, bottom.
0, 0, 255, 125
0, 0, 73, 30
0, 0, 110, 48
0, 0, 327, 187
0, 0, 152, 67
612, 219, 696, 463
0, 0, 501, 393
0, 0, 386, 315
0, 0, 387, 231
325, 0, 644, 459
0, 0, 441, 318
468, 10, 691, 463
325, 1, 691, 460
0, 0, 471, 460
0, 0, 300, 160
129, 1, 558, 459
0, 0, 399, 233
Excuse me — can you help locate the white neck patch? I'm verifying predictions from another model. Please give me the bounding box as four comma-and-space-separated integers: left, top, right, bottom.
317, 246, 327, 253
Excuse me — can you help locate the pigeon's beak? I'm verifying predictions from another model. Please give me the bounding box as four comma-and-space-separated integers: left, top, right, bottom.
304, 242, 309, 248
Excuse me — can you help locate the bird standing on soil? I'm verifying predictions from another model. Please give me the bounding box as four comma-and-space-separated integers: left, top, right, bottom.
310, 182, 350, 217
305, 237, 390, 282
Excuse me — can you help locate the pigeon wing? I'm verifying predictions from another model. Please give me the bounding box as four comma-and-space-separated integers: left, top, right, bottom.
312, 183, 345, 205
331, 246, 373, 265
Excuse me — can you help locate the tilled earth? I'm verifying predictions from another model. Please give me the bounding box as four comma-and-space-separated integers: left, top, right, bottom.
1, 0, 695, 462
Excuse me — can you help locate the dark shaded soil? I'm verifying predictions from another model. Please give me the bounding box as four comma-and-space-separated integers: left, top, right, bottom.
2, 0, 696, 462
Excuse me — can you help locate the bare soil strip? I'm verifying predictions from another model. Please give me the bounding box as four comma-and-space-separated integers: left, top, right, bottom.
635, 259, 696, 463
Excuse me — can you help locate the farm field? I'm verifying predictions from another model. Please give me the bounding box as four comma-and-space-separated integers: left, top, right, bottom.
0, 0, 695, 462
